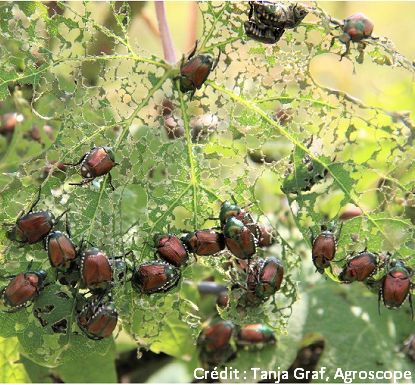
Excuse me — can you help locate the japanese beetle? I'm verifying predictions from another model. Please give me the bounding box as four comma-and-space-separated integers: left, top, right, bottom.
219, 199, 253, 228
236, 324, 276, 346
244, 19, 285, 44
249, 1, 308, 30
257, 223, 276, 248
379, 259, 413, 318
131, 261, 181, 295
224, 217, 257, 260
310, 223, 343, 274
44, 216, 77, 272
339, 250, 379, 282
65, 146, 118, 190
0, 261, 47, 312
181, 230, 225, 256
331, 13, 376, 60
77, 294, 118, 341
80, 247, 112, 293
199, 320, 236, 366
153, 233, 189, 267
4, 187, 68, 246
176, 40, 221, 100
45, 231, 77, 272
246, 257, 284, 303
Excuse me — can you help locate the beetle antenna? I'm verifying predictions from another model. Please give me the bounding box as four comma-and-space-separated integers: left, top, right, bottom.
107, 173, 115, 191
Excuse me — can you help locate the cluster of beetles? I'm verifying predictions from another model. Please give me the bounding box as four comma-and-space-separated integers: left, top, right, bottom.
311, 223, 414, 318
176, 1, 378, 103
0, 0, 401, 366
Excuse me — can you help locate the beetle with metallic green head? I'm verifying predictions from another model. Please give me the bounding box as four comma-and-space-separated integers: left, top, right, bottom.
246, 257, 284, 304
64, 146, 118, 190
224, 217, 257, 260
331, 13, 376, 60
236, 324, 276, 346
379, 259, 413, 318
176, 41, 221, 100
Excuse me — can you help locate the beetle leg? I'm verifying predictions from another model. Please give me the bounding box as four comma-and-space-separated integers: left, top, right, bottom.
64, 153, 87, 167
65, 214, 72, 238
27, 186, 42, 214
248, 1, 253, 19
309, 226, 315, 245
212, 49, 221, 72
329, 35, 338, 49
339, 41, 350, 61
107, 173, 115, 191
188, 40, 198, 61
409, 293, 414, 321
27, 260, 33, 271
189, 89, 196, 101
69, 178, 94, 187
0, 274, 17, 279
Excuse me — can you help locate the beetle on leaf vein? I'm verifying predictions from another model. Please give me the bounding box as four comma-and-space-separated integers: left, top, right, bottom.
4, 187, 68, 247
0, 261, 48, 313
44, 215, 78, 273
64, 146, 118, 191
175, 40, 221, 100
310, 223, 343, 274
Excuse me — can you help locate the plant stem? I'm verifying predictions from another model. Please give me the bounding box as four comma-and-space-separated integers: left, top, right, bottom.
154, 1, 177, 64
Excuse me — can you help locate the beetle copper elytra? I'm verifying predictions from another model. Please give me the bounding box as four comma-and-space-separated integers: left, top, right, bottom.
310, 223, 343, 274
4, 187, 68, 246
249, 1, 308, 30
77, 293, 118, 340
0, 261, 47, 312
131, 261, 181, 295
153, 233, 189, 267
223, 217, 257, 260
175, 40, 221, 100
64, 146, 118, 190
246, 257, 284, 304
181, 229, 226, 256
236, 323, 276, 346
80, 247, 113, 293
339, 249, 379, 282
379, 259, 414, 318
44, 215, 77, 272
331, 13, 376, 60
199, 319, 236, 366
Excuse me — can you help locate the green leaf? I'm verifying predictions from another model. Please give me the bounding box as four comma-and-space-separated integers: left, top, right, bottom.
0, 337, 29, 383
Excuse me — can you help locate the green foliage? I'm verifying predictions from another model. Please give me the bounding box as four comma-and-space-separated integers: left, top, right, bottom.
0, 1, 414, 382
